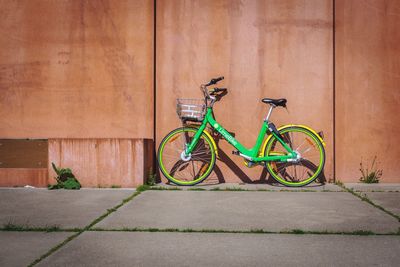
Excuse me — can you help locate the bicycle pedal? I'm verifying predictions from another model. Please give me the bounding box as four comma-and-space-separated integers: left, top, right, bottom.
244, 159, 256, 168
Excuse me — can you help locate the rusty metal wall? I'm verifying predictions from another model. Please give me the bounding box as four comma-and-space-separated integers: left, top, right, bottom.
0, 0, 154, 139
1, 0, 399, 186
156, 0, 334, 183
0, 168, 48, 187
49, 139, 153, 187
0, 0, 154, 187
335, 0, 400, 182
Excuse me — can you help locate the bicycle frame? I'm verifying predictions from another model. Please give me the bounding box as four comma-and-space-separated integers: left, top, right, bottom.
185, 107, 297, 162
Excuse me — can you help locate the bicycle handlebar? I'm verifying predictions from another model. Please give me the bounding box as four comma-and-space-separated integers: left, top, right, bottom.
212, 87, 227, 93
201, 76, 226, 105
205, 76, 224, 86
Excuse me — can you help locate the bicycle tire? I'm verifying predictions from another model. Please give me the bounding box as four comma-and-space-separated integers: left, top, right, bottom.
157, 127, 216, 186
263, 126, 325, 187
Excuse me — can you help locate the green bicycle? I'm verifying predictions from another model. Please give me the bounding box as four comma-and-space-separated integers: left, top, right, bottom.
158, 76, 326, 187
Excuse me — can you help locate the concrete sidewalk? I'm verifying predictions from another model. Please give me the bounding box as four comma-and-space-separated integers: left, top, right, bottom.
37, 232, 400, 267
97, 191, 399, 233
151, 182, 344, 191
0, 188, 134, 228
0, 232, 72, 267
345, 183, 400, 217
0, 184, 399, 266
344, 183, 400, 192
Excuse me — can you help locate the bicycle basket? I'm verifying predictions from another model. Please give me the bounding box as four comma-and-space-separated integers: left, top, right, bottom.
176, 99, 206, 122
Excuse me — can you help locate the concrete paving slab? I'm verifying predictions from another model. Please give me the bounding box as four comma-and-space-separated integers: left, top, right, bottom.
39, 231, 400, 267
363, 192, 400, 216
97, 191, 399, 233
0, 188, 134, 228
154, 182, 344, 191
344, 183, 400, 192
0, 231, 71, 267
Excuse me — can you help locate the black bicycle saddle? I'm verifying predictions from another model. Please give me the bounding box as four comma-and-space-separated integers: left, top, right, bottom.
262, 98, 287, 107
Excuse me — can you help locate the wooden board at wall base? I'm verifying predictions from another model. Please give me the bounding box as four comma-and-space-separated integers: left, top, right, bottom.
0, 139, 48, 168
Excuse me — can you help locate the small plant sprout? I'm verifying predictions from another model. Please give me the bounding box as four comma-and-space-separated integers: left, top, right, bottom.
359, 156, 382, 183
147, 167, 156, 186
48, 163, 81, 190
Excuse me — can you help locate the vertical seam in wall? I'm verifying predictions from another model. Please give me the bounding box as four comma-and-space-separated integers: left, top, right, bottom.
153, 0, 157, 172
332, 0, 336, 182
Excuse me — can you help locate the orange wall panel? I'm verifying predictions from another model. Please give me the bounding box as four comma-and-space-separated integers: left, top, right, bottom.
335, 0, 400, 182
0, 0, 154, 139
156, 0, 333, 183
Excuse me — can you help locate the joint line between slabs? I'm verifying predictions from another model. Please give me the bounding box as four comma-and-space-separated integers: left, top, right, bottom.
27, 190, 143, 266
336, 182, 400, 222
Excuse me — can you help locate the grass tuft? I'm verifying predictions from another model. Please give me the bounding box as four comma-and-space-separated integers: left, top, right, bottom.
149, 186, 182, 191
136, 184, 150, 192
210, 187, 221, 191
256, 189, 274, 192
250, 229, 269, 233
223, 187, 249, 191
0, 223, 65, 232
188, 188, 206, 191
2, 222, 26, 231
279, 189, 316, 192
359, 156, 382, 183
335, 180, 344, 187
350, 230, 374, 235
45, 225, 62, 232
290, 229, 305, 234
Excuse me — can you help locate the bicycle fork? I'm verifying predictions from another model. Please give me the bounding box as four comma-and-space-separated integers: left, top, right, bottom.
183, 122, 208, 159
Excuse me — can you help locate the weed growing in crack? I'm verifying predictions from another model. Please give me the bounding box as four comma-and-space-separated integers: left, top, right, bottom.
359, 156, 382, 183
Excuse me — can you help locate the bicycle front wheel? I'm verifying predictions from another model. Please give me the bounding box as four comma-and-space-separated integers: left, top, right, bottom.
157, 127, 216, 186
263, 126, 325, 187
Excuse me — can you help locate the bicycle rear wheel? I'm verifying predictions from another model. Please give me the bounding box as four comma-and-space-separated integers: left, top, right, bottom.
263, 126, 325, 187
158, 127, 216, 186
